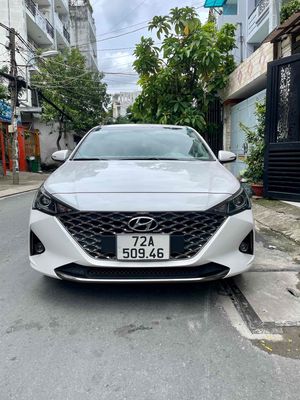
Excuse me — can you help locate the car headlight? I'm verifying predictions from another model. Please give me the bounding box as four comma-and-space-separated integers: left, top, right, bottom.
33, 185, 75, 215
211, 187, 251, 216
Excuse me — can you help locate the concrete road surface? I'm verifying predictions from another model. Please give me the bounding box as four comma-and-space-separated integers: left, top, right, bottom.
0, 192, 300, 400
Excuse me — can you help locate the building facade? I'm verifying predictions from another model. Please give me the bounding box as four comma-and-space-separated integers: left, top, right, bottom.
112, 92, 141, 120
216, 0, 284, 177
0, 0, 98, 173
217, 0, 282, 64
69, 0, 98, 72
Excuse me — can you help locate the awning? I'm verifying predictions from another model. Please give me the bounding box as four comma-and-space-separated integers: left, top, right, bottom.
204, 0, 227, 7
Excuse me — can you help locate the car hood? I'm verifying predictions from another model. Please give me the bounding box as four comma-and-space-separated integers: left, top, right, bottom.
44, 160, 240, 212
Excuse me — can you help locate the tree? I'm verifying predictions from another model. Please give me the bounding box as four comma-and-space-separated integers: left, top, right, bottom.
280, 0, 300, 23
0, 66, 9, 116
240, 101, 266, 184
32, 48, 109, 149
132, 7, 236, 132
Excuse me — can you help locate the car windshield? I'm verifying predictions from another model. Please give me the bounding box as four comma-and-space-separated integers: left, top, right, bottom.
73, 125, 214, 161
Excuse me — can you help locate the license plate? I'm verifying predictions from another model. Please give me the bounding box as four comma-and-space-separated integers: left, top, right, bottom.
117, 234, 170, 261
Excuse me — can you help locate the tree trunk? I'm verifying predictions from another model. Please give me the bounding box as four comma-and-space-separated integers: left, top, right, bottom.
56, 118, 63, 150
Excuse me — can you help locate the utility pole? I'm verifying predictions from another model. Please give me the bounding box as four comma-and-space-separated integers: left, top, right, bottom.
9, 28, 19, 184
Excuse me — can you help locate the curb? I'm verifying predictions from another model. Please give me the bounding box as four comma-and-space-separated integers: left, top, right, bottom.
0, 185, 40, 199
253, 201, 300, 245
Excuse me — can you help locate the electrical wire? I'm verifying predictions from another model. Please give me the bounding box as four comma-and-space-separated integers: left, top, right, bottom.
107, 0, 148, 34
98, 19, 150, 37
76, 3, 206, 49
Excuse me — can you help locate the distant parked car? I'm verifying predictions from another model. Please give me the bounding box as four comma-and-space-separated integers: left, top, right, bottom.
29, 124, 254, 283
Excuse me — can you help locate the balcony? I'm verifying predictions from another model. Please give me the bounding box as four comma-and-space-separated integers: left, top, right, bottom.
54, 0, 69, 15
25, 0, 54, 45
54, 13, 70, 48
247, 0, 270, 44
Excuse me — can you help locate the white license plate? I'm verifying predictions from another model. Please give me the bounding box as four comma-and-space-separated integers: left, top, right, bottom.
117, 234, 170, 261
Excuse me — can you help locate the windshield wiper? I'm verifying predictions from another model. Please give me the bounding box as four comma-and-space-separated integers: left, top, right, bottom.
128, 157, 183, 160
73, 157, 103, 161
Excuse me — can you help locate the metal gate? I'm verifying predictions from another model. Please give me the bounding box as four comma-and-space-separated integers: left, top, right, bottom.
203, 98, 223, 156
264, 54, 300, 201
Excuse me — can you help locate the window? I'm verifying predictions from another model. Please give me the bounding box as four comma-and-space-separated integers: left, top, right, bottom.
223, 0, 238, 15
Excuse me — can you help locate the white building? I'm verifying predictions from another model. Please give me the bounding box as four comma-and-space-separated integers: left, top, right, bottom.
0, 0, 99, 166
69, 0, 98, 72
215, 0, 284, 176
217, 0, 282, 65
112, 91, 141, 120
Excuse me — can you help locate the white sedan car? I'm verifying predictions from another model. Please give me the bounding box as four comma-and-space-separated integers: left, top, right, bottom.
29, 124, 254, 282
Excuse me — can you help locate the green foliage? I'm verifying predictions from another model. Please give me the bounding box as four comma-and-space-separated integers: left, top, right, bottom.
280, 0, 300, 23
0, 66, 9, 99
132, 7, 236, 131
240, 102, 266, 184
32, 48, 109, 147
0, 66, 9, 118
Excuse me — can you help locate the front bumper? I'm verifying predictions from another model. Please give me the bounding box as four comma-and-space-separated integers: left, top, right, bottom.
29, 209, 254, 282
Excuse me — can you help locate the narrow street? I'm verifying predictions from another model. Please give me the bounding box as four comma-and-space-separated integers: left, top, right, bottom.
1, 192, 300, 400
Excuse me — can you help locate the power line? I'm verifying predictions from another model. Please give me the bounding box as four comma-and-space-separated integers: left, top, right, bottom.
98, 19, 150, 37
108, 0, 148, 33
76, 4, 206, 49
103, 72, 138, 76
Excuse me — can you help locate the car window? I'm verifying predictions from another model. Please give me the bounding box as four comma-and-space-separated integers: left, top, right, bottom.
73, 126, 214, 161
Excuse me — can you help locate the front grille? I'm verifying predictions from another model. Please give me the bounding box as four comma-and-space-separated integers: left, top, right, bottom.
55, 263, 230, 280
58, 211, 226, 261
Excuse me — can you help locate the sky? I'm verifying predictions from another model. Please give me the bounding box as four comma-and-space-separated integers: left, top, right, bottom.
90, 0, 209, 94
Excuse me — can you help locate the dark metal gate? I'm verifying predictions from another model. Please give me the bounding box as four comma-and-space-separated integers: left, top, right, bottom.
264, 54, 300, 201
203, 98, 223, 156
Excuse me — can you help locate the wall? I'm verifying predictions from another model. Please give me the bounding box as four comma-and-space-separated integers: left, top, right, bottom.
0, 0, 28, 82
228, 89, 266, 177
217, 1, 250, 64
34, 120, 76, 165
222, 42, 273, 100
69, 4, 98, 71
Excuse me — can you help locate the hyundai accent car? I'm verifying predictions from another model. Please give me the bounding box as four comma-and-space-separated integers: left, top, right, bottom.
29, 124, 254, 282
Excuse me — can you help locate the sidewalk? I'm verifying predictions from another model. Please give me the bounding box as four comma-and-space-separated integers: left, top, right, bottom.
0, 171, 50, 198
252, 198, 300, 244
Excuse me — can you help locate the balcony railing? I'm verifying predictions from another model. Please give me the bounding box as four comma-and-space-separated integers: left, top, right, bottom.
25, 0, 54, 40
258, 0, 269, 18
46, 20, 54, 38
54, 12, 70, 44
248, 0, 270, 42
63, 26, 70, 43
25, 0, 37, 16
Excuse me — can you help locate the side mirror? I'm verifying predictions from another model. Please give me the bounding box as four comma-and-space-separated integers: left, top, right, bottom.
218, 150, 237, 164
51, 150, 69, 163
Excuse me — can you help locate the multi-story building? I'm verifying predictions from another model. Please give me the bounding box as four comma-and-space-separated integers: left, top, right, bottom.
112, 91, 141, 120
217, 0, 282, 65
0, 0, 99, 171
211, 0, 284, 176
69, 0, 98, 72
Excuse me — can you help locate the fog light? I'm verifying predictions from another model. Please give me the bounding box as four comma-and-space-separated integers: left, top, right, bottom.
30, 231, 45, 255
239, 231, 254, 255
239, 242, 249, 253
35, 242, 45, 254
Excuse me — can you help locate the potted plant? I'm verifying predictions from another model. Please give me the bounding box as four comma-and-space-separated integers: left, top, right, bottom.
240, 101, 266, 197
